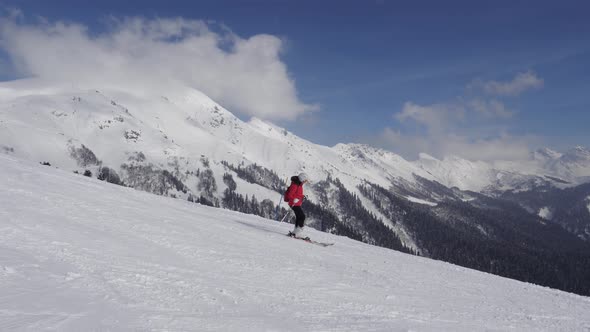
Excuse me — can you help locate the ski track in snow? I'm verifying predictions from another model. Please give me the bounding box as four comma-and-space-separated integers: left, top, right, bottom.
1, 154, 590, 331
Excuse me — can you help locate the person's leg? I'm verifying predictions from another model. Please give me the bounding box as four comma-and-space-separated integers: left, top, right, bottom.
289, 207, 300, 235
292, 206, 305, 228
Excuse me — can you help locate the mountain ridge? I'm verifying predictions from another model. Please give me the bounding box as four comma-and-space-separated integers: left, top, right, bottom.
3, 79, 589, 193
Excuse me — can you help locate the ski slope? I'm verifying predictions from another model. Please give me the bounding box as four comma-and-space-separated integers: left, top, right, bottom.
1, 154, 590, 331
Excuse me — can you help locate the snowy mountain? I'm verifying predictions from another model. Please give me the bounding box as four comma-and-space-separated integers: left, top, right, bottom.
532, 147, 563, 164
2, 79, 590, 296
2, 79, 589, 195
2, 154, 590, 331
547, 146, 590, 182
2, 79, 587, 197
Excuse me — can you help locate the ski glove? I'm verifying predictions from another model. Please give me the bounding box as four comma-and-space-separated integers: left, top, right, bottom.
293, 198, 300, 204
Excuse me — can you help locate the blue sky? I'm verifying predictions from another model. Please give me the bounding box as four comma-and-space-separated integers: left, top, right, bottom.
1, 0, 589, 160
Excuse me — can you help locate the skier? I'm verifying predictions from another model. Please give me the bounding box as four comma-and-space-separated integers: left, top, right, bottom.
285, 172, 309, 239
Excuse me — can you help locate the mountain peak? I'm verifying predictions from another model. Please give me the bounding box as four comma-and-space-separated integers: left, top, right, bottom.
571, 146, 590, 154
533, 147, 562, 161
418, 152, 438, 161
562, 146, 590, 162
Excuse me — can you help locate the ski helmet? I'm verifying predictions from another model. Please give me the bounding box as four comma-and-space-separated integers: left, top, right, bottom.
298, 172, 309, 182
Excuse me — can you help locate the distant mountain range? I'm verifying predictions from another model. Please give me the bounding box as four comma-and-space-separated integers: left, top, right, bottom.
1, 79, 590, 296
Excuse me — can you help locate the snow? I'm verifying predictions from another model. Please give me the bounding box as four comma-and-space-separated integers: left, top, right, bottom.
586, 196, 590, 214
538, 207, 553, 220
415, 153, 495, 192
532, 147, 562, 162
405, 196, 438, 207
2, 154, 590, 331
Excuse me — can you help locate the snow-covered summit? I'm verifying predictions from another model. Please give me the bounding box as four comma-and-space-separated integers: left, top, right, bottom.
2, 154, 590, 331
414, 153, 496, 191
562, 146, 590, 164
333, 143, 430, 183
0, 80, 428, 206
2, 78, 590, 197
539, 146, 590, 182
532, 147, 563, 162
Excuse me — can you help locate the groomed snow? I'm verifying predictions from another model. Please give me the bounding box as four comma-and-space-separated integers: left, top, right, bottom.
1, 154, 590, 331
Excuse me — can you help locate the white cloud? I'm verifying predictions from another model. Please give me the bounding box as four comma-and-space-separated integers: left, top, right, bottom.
0, 15, 317, 120
395, 101, 465, 133
468, 99, 513, 118
472, 71, 544, 96
378, 127, 533, 161
378, 70, 542, 161
383, 97, 533, 161
395, 98, 511, 130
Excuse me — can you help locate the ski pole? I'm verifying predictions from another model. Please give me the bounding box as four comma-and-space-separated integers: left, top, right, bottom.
275, 177, 290, 221
279, 209, 292, 223
274, 193, 283, 221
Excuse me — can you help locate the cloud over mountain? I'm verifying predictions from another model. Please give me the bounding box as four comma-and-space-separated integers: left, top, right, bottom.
0, 14, 317, 120
377, 71, 544, 161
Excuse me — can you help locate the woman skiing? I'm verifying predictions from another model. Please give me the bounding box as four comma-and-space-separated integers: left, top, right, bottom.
285, 172, 309, 238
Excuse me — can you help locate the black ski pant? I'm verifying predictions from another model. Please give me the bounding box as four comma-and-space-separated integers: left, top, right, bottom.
292, 205, 306, 228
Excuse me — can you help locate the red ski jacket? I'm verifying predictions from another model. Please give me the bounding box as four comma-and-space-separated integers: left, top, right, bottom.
285, 182, 304, 207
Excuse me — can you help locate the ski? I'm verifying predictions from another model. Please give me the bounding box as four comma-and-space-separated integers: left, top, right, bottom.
287, 233, 334, 247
